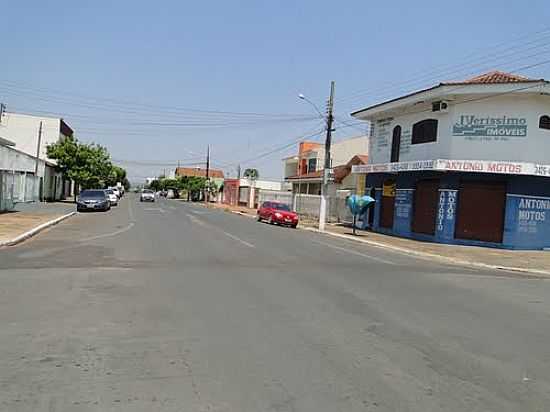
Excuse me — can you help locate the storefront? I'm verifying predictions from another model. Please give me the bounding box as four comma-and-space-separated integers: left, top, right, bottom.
350, 71, 550, 249
356, 159, 550, 249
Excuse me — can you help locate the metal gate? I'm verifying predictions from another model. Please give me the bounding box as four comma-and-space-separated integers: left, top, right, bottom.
379, 180, 396, 228
412, 179, 439, 235
455, 181, 506, 243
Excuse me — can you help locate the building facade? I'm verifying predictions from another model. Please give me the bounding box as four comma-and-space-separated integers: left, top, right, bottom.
351, 71, 550, 249
283, 135, 368, 194
0, 112, 74, 202
222, 178, 286, 208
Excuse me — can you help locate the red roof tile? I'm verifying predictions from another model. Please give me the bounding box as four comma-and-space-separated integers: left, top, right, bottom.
175, 167, 224, 179
444, 70, 536, 85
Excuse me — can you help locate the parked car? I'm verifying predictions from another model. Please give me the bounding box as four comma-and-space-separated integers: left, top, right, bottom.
110, 187, 121, 199
77, 189, 111, 212
140, 189, 155, 202
257, 201, 298, 228
104, 189, 118, 206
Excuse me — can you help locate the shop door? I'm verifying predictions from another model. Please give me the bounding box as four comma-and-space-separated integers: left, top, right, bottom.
379, 180, 396, 229
368, 187, 376, 227
412, 179, 439, 235
455, 181, 506, 243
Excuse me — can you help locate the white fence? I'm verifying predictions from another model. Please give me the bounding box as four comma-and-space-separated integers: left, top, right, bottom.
258, 190, 293, 206
257, 190, 353, 223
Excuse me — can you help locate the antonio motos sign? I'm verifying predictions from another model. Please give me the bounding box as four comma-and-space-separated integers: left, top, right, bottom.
352, 159, 550, 177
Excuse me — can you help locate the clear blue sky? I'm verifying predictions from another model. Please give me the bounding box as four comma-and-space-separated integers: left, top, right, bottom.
2, 0, 550, 182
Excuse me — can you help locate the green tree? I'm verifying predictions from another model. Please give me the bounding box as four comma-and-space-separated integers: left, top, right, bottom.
105, 165, 127, 188
148, 179, 162, 191
47, 136, 114, 200
243, 168, 259, 180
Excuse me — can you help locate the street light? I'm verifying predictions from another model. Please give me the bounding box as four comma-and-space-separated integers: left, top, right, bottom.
298, 83, 335, 232
298, 93, 325, 121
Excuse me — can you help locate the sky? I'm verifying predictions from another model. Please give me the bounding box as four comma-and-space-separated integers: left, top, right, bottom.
2, 0, 550, 183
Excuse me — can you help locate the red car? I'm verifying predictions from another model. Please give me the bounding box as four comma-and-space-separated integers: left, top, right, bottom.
257, 201, 299, 228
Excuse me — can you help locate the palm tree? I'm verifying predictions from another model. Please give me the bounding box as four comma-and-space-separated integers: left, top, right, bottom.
243, 168, 259, 180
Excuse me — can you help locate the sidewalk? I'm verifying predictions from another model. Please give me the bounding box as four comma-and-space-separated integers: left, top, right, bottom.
0, 202, 76, 245
201, 201, 550, 275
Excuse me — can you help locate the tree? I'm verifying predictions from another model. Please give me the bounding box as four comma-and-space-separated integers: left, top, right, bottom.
148, 179, 162, 191
47, 136, 114, 200
105, 165, 127, 188
243, 168, 259, 180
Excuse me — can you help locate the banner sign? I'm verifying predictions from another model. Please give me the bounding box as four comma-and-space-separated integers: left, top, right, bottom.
352, 159, 550, 178
452, 115, 527, 137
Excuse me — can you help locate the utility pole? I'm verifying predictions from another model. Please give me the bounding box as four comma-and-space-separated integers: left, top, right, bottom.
319, 81, 335, 231
204, 145, 210, 204
237, 164, 241, 179
34, 121, 43, 176
35, 121, 43, 202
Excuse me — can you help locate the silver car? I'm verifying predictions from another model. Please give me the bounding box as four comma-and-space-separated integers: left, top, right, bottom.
140, 189, 155, 202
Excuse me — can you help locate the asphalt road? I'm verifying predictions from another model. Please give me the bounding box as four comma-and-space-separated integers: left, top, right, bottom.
1, 194, 550, 411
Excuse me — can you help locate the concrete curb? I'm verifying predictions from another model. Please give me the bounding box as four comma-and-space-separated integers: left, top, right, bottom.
302, 226, 550, 277
0, 211, 76, 247
230, 210, 256, 218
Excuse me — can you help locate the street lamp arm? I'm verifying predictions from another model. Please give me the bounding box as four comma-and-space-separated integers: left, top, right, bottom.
298, 94, 325, 121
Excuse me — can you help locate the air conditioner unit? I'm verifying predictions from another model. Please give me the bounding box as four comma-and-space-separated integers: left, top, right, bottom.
432, 100, 449, 113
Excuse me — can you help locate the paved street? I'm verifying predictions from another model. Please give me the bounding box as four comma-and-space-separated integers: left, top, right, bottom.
1, 194, 550, 411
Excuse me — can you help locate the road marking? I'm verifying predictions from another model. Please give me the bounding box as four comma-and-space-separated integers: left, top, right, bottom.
187, 214, 255, 248
187, 214, 207, 226
190, 210, 207, 215
128, 199, 135, 222
221, 231, 255, 248
311, 239, 396, 265
144, 207, 165, 213
79, 222, 135, 242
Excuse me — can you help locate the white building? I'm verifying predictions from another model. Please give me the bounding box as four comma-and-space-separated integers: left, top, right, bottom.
351, 70, 550, 249
0, 111, 74, 202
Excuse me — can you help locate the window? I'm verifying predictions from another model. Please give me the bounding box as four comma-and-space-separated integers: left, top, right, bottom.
540, 115, 550, 130
273, 203, 291, 211
307, 158, 317, 173
412, 119, 438, 144
390, 125, 401, 162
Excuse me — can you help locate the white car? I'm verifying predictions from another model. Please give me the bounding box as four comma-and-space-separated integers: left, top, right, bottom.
140, 190, 155, 202
110, 187, 121, 198
104, 189, 118, 206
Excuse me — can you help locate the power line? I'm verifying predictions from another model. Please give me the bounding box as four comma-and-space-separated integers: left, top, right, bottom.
334, 26, 550, 106
0, 79, 313, 119
339, 45, 550, 110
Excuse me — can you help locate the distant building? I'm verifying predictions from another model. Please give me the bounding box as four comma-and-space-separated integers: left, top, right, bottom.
222, 177, 285, 207
351, 70, 550, 249
283, 135, 368, 195
175, 167, 225, 187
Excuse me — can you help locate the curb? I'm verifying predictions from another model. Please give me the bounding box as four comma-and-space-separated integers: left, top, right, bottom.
301, 226, 550, 277
0, 211, 76, 247
230, 210, 256, 218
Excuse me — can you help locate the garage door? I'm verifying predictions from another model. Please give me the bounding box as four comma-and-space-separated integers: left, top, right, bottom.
455, 181, 506, 243
379, 180, 396, 229
412, 179, 439, 235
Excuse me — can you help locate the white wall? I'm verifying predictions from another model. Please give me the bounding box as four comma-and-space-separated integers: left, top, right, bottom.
367, 94, 550, 164
0, 144, 46, 175
331, 136, 368, 165
239, 178, 282, 191
0, 113, 62, 163
283, 158, 298, 178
